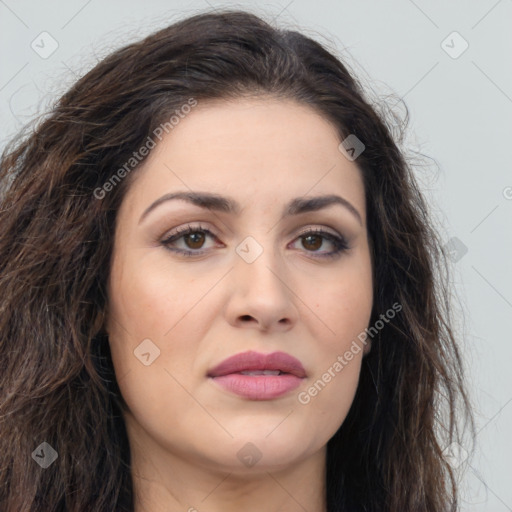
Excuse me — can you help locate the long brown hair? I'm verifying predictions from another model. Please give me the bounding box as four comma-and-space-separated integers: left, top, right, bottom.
0, 9, 474, 511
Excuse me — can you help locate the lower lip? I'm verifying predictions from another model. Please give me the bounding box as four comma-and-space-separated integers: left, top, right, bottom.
210, 373, 303, 400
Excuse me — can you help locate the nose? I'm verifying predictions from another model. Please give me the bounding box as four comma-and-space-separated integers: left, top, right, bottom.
224, 243, 299, 333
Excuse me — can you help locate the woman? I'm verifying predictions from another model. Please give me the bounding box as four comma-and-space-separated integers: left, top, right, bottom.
0, 9, 474, 512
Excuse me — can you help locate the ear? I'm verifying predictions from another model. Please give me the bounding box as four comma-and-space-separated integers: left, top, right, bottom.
362, 339, 372, 356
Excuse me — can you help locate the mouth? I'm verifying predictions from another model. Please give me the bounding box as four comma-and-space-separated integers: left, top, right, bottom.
237, 370, 284, 375
207, 350, 306, 400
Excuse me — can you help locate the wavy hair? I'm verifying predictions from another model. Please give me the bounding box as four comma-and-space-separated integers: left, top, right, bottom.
0, 9, 474, 511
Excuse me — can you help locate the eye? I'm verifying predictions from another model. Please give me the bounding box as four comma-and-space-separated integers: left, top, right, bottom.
290, 228, 349, 259
161, 224, 219, 256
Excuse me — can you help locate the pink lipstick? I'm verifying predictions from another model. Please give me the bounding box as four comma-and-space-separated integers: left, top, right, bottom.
207, 350, 306, 400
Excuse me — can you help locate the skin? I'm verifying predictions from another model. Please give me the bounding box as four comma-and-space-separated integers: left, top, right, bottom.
105, 96, 373, 512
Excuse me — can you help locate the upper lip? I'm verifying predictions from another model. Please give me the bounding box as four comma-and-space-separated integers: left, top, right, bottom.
207, 350, 306, 378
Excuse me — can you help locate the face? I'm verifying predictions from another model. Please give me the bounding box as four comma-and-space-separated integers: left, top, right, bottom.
106, 96, 373, 475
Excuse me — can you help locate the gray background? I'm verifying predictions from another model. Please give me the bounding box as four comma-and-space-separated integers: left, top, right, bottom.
1, 1, 511, 509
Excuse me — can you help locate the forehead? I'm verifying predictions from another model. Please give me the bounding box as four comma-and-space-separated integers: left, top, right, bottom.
161, 95, 342, 159
122, 96, 366, 218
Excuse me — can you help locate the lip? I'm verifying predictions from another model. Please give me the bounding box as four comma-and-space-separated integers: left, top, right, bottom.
208, 350, 306, 378
207, 350, 306, 400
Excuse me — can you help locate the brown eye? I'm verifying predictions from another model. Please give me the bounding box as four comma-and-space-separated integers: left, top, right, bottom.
301, 234, 323, 251
292, 229, 349, 259
183, 232, 206, 249
161, 224, 219, 257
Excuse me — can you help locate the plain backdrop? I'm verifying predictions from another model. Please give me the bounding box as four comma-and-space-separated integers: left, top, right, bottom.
1, 1, 511, 510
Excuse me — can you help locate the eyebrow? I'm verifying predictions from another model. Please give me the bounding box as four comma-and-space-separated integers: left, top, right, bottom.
138, 191, 363, 226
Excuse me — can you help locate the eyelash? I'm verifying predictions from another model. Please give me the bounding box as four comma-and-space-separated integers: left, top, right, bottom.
160, 223, 349, 259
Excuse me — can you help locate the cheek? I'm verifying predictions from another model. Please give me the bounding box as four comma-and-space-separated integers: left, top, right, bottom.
297, 293, 369, 443
295, 257, 372, 431
308, 256, 373, 347
108, 252, 211, 339
105, 253, 218, 396
105, 256, 207, 436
